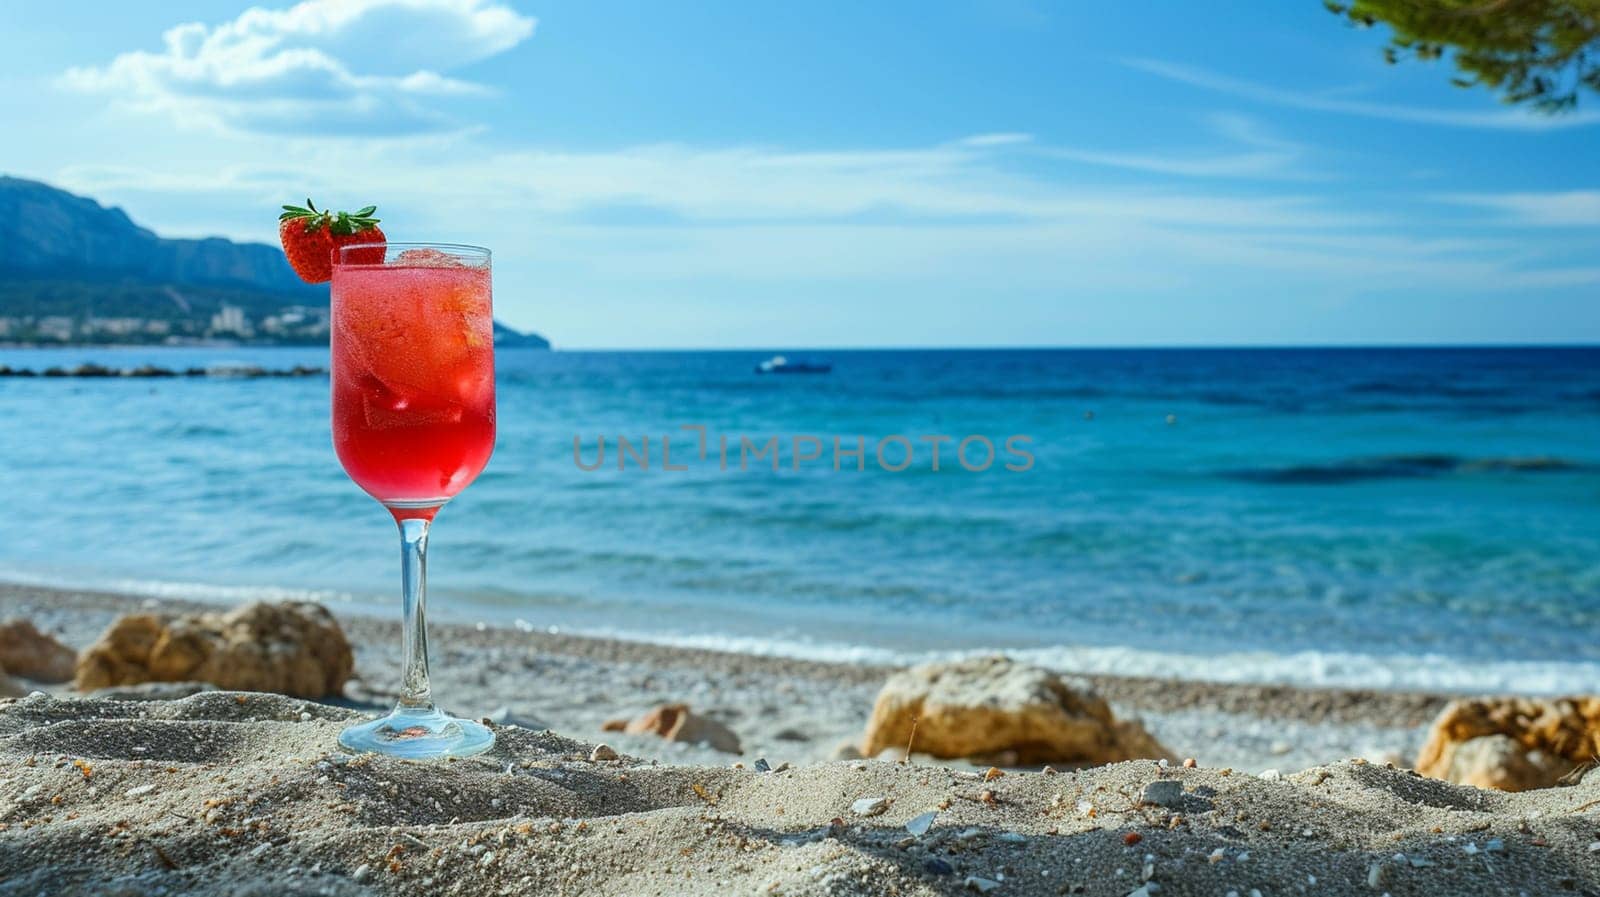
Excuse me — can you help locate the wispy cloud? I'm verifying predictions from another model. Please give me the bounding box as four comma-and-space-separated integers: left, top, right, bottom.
1034, 113, 1312, 180
59, 0, 535, 136
44, 127, 1600, 348
59, 137, 1369, 231
56, 133, 1600, 287
1442, 190, 1600, 227
1124, 58, 1600, 132
956, 133, 1034, 147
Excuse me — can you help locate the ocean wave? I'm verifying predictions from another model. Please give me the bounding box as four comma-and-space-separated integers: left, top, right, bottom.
530, 622, 1600, 696
7, 569, 1598, 695
0, 570, 367, 611
1222, 453, 1588, 485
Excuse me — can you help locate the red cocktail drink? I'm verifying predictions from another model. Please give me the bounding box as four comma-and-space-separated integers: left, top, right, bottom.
332, 249, 495, 513
329, 242, 497, 759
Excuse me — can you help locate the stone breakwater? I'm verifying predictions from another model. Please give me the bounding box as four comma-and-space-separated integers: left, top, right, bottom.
0, 362, 325, 378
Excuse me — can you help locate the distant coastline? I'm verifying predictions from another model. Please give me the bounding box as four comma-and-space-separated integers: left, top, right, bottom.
0, 176, 551, 351
0, 319, 550, 350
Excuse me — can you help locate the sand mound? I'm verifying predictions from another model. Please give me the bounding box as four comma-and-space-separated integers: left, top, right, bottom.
3, 693, 1600, 896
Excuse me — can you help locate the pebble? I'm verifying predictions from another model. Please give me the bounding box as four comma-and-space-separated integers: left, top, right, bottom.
753, 758, 771, 773
1127, 885, 1159, 897
1139, 780, 1183, 808
299, 712, 313, 722
351, 864, 370, 883
924, 859, 954, 876
851, 796, 888, 817
906, 811, 938, 837
963, 876, 1000, 893
589, 744, 619, 762
1269, 740, 1291, 755
124, 784, 156, 798
1258, 769, 1282, 782
1368, 861, 1390, 888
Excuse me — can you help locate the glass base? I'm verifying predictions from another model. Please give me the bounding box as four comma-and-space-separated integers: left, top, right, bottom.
338, 705, 495, 759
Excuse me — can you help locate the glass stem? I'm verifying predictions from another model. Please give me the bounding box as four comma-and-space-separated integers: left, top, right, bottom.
397, 516, 435, 711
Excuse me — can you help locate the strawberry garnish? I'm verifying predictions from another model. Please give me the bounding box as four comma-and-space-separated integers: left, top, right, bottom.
278, 199, 385, 284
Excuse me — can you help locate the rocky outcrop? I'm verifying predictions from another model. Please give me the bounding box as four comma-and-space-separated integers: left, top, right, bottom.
859, 655, 1171, 766
74, 602, 353, 699
602, 703, 742, 754
0, 619, 77, 682
1416, 697, 1600, 791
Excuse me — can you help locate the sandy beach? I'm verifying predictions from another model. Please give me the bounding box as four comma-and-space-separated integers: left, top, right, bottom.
7, 582, 1596, 895
0, 583, 1442, 775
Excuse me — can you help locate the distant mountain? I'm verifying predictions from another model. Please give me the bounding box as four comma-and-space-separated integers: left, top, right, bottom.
0, 176, 549, 348
493, 321, 551, 348
0, 176, 316, 297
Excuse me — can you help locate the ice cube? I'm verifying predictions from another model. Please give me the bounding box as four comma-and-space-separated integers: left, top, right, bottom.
396, 248, 467, 268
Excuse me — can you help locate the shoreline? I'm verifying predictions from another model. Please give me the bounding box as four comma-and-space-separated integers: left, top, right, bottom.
0, 581, 1454, 774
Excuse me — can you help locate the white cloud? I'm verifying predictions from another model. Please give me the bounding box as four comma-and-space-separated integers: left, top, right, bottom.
1028, 113, 1312, 180
1124, 58, 1600, 132
1442, 191, 1600, 227
957, 133, 1034, 147
60, 0, 534, 135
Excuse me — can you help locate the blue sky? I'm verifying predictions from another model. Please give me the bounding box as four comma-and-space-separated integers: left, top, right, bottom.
1, 0, 1596, 347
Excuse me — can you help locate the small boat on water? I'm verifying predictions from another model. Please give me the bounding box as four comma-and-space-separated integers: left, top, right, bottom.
755, 355, 831, 375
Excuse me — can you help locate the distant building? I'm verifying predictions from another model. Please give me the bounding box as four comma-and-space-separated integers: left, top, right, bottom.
86, 317, 146, 336
209, 305, 253, 338
37, 316, 74, 341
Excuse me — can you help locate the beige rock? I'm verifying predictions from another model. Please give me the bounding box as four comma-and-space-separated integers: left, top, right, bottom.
0, 619, 76, 682
74, 602, 353, 699
1435, 735, 1572, 791
1416, 697, 1600, 791
617, 703, 741, 754
859, 655, 1172, 765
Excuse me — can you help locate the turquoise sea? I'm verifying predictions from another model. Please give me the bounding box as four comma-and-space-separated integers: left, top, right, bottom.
3, 345, 1598, 693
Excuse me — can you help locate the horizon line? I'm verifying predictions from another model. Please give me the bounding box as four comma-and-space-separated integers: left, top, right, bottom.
531, 341, 1600, 352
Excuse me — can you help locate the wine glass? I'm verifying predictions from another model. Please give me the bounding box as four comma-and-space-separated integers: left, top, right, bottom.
329, 242, 496, 758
